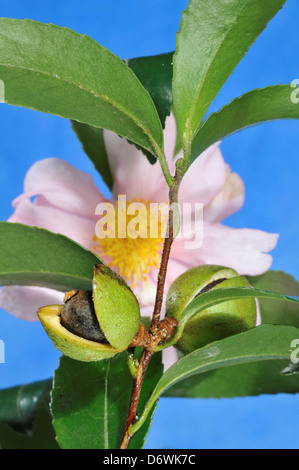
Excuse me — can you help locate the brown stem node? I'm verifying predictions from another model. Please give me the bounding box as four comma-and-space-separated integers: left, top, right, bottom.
156, 317, 178, 344
129, 322, 151, 348
130, 317, 177, 350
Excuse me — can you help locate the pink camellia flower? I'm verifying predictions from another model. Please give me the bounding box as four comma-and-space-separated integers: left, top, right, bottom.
0, 114, 278, 333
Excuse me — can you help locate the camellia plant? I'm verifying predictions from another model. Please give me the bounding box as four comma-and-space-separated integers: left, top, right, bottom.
1, 0, 299, 450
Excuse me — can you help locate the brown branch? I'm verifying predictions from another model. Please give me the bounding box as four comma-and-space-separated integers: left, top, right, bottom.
119, 349, 152, 449
119, 168, 182, 450
150, 170, 182, 333
150, 224, 174, 333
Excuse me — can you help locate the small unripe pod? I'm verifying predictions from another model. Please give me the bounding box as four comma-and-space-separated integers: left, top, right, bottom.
165, 265, 257, 353
38, 264, 141, 362
92, 264, 141, 350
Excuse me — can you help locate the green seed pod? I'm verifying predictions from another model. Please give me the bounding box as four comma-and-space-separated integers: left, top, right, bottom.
165, 265, 257, 353
92, 264, 141, 350
37, 264, 141, 362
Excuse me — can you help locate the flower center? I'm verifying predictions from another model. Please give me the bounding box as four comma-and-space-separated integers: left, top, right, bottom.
93, 198, 167, 288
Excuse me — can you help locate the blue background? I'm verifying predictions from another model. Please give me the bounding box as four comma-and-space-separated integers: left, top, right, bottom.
0, 0, 299, 449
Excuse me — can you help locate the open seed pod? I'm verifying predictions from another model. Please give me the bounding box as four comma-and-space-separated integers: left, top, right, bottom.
38, 264, 141, 362
165, 264, 257, 353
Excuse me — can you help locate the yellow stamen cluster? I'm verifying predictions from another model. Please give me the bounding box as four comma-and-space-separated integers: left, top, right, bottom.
93, 198, 167, 288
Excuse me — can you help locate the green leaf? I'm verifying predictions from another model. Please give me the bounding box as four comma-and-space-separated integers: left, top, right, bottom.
172, 0, 286, 148
0, 222, 102, 291
71, 121, 113, 190
0, 380, 59, 449
51, 355, 132, 449
132, 324, 299, 433
191, 85, 299, 160
164, 355, 299, 399
51, 352, 163, 449
162, 279, 299, 398
0, 379, 52, 433
248, 270, 299, 327
0, 18, 163, 157
0, 396, 59, 449
70, 52, 174, 169
127, 52, 173, 128
164, 273, 299, 399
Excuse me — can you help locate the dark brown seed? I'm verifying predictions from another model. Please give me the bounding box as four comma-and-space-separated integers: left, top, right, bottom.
60, 290, 108, 343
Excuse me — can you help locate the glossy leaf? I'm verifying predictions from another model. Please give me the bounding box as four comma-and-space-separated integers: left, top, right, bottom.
0, 379, 52, 433
128, 52, 173, 128
51, 355, 132, 449
165, 271, 299, 398
164, 356, 299, 399
133, 324, 299, 433
71, 121, 113, 190
70, 52, 174, 168
248, 270, 299, 327
0, 19, 163, 157
0, 381, 58, 449
51, 352, 163, 449
0, 222, 102, 291
172, 0, 286, 147
191, 85, 299, 161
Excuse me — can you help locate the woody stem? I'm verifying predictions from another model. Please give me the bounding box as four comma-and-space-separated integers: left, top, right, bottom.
119, 349, 152, 449
119, 168, 182, 449
150, 166, 183, 332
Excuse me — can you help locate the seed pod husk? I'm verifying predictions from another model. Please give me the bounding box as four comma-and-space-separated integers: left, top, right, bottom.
92, 264, 141, 350
38, 304, 122, 362
166, 264, 257, 353
37, 264, 141, 362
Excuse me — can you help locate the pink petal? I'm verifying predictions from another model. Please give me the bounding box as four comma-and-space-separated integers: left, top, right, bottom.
162, 346, 179, 371
204, 167, 245, 223
179, 143, 227, 207
138, 281, 157, 308
9, 198, 97, 251
104, 113, 180, 204
165, 256, 195, 288
163, 113, 178, 172
131, 275, 157, 316
0, 286, 64, 321
139, 304, 155, 318
104, 130, 169, 203
180, 222, 279, 276
13, 158, 105, 218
